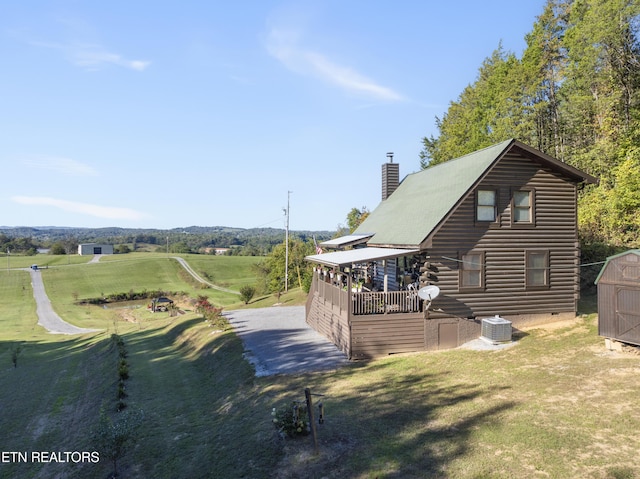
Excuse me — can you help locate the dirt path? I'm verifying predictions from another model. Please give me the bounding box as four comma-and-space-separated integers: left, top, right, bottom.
171, 256, 239, 295
29, 269, 100, 335
88, 254, 237, 293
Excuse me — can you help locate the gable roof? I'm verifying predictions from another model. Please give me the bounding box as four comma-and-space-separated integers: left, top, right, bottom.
594, 249, 640, 284
354, 139, 597, 248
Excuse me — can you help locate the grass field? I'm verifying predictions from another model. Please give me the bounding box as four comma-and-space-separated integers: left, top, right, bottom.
1, 254, 639, 478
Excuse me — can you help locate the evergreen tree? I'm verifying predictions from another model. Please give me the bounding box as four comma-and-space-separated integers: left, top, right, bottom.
420, 0, 640, 247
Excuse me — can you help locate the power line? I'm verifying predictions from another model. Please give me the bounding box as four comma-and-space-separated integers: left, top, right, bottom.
440, 255, 606, 270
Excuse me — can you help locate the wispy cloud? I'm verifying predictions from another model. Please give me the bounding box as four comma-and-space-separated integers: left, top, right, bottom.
12, 196, 148, 221
30, 40, 150, 72
23, 156, 99, 177
266, 27, 403, 102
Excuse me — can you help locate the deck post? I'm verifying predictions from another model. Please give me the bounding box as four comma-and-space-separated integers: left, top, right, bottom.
347, 273, 353, 359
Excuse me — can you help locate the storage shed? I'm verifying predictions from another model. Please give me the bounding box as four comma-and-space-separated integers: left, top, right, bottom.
595, 250, 640, 346
78, 243, 114, 255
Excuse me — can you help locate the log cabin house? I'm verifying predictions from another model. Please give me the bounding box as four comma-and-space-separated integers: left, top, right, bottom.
305, 139, 598, 359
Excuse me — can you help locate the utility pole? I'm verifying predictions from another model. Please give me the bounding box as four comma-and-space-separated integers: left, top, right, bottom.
284, 191, 292, 292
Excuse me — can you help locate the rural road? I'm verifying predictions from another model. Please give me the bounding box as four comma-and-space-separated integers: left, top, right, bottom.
29, 268, 100, 335
225, 306, 349, 376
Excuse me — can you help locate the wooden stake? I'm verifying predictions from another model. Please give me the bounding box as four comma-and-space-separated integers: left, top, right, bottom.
305, 388, 318, 453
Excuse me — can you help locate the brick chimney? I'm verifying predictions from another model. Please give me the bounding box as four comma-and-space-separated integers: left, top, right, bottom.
381, 152, 399, 200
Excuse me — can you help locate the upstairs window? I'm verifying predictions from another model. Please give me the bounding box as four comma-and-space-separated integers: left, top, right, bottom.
460, 252, 484, 290
526, 250, 549, 288
476, 190, 497, 222
513, 190, 533, 223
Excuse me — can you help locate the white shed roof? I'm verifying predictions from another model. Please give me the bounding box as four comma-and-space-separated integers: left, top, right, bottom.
305, 247, 419, 268
319, 233, 373, 249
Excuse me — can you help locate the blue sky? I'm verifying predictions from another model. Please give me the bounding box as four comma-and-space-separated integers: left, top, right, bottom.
1, 1, 545, 232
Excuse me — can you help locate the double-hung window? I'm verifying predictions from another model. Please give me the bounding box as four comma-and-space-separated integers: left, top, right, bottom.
476, 190, 497, 222
460, 252, 484, 290
526, 250, 549, 288
512, 190, 534, 225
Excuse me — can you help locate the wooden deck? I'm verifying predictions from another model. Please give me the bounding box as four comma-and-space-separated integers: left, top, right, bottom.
306, 273, 480, 359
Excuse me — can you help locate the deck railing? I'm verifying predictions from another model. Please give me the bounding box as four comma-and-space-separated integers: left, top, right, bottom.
311, 274, 421, 315
352, 290, 421, 315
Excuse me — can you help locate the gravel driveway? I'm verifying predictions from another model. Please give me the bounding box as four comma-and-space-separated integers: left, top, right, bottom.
225, 306, 348, 376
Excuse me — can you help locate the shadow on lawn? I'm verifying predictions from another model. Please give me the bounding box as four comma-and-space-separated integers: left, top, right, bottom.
112, 316, 278, 479
268, 358, 517, 478
123, 316, 244, 363
1, 317, 277, 479
0, 334, 116, 479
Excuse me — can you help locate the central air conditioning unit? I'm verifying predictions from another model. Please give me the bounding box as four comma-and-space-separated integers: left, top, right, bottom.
481, 315, 512, 344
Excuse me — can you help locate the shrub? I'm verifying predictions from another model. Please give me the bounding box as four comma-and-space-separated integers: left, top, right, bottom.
118, 360, 129, 380
239, 285, 256, 304
195, 296, 225, 326
92, 407, 144, 477
272, 402, 309, 438
114, 244, 131, 254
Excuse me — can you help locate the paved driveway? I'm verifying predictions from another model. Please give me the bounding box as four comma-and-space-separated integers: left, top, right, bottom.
30, 269, 100, 335
225, 306, 348, 376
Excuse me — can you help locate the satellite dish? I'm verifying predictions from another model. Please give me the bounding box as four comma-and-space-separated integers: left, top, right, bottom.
418, 285, 440, 301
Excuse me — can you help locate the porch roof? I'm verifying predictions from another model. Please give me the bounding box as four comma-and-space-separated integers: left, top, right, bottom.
319, 233, 374, 249
305, 247, 419, 268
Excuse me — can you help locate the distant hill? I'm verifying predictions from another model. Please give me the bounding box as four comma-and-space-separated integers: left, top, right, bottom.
0, 225, 333, 239
0, 225, 334, 254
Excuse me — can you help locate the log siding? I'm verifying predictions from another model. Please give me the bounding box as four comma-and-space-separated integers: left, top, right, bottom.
426, 152, 580, 323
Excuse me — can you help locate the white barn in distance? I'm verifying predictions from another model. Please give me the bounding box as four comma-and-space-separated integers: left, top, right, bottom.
78, 243, 114, 255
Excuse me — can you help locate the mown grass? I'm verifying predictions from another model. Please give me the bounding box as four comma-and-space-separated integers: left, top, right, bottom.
2, 253, 91, 269
262, 314, 640, 478
1, 254, 640, 478
0, 254, 281, 478
175, 253, 261, 290
10, 254, 265, 330
0, 270, 39, 340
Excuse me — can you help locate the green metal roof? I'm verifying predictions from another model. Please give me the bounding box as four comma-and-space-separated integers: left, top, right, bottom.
355, 139, 514, 247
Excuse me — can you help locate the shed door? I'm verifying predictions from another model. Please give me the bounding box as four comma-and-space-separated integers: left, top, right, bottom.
93, 247, 102, 254
438, 323, 458, 350
616, 287, 640, 344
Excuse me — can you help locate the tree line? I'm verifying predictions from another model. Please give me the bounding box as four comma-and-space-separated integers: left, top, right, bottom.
0, 227, 332, 257
420, 0, 640, 249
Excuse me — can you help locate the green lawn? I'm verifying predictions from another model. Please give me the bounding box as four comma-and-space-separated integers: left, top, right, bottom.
0, 269, 39, 340
1, 255, 639, 478
6, 254, 267, 330
175, 253, 262, 290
